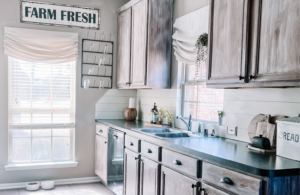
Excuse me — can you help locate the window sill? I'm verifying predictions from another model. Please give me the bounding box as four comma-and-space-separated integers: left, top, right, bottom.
4, 161, 78, 171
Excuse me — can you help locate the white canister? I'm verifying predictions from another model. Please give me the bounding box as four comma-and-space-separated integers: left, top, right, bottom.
277, 117, 300, 161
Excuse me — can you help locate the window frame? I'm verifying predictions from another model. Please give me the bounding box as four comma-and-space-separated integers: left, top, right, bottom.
181, 63, 222, 124
7, 57, 76, 164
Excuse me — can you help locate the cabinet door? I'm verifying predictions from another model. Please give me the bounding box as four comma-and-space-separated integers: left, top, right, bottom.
207, 0, 251, 87
130, 0, 148, 88
161, 166, 200, 195
140, 156, 161, 195
124, 148, 140, 195
95, 135, 108, 184
117, 8, 132, 89
201, 183, 229, 195
249, 0, 300, 86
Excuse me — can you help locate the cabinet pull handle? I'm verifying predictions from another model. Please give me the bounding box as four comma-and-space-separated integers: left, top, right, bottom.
147, 149, 152, 153
126, 82, 132, 86
130, 142, 134, 146
173, 160, 182, 165
99, 130, 103, 133
191, 184, 196, 188
104, 141, 107, 144
239, 76, 245, 80
135, 157, 139, 160
220, 177, 234, 185
249, 75, 255, 80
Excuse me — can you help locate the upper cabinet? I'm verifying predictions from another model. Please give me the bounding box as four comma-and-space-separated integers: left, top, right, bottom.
207, 0, 300, 88
117, 0, 173, 89
207, 0, 251, 87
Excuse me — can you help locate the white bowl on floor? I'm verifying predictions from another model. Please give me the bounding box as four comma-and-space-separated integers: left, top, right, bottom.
41, 181, 55, 190
26, 182, 40, 191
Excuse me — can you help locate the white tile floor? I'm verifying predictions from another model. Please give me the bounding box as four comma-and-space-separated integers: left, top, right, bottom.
0, 183, 114, 195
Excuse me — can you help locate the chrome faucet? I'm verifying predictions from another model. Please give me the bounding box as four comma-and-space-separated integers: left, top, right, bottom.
177, 114, 192, 131
165, 110, 175, 129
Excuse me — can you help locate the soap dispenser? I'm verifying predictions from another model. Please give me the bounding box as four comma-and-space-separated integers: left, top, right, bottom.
151, 103, 158, 124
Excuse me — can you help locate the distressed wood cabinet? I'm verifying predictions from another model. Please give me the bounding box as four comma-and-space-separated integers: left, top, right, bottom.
201, 183, 229, 195
117, 0, 173, 89
124, 148, 140, 195
248, 0, 300, 87
161, 166, 200, 195
95, 135, 108, 184
207, 0, 300, 88
140, 156, 161, 195
207, 0, 251, 87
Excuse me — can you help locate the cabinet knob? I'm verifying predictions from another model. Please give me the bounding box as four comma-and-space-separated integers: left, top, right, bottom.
126, 82, 132, 86
220, 177, 234, 185
191, 184, 196, 188
147, 149, 152, 153
99, 130, 103, 133
114, 135, 118, 140
173, 160, 182, 165
249, 75, 255, 80
135, 157, 139, 160
130, 142, 134, 146
239, 76, 245, 80
104, 141, 107, 144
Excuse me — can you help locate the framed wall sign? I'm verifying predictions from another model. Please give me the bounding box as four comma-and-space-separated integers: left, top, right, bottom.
20, 0, 100, 29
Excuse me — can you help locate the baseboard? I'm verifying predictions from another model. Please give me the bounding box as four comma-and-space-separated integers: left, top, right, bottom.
0, 176, 101, 190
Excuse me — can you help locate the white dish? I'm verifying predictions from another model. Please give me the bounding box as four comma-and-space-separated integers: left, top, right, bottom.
41, 181, 54, 190
26, 182, 40, 191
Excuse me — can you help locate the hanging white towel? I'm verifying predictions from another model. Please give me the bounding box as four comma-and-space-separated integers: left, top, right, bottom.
4, 27, 79, 63
172, 6, 209, 64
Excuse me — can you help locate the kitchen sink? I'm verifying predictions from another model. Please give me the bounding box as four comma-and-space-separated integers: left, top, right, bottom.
138, 128, 172, 133
152, 132, 194, 138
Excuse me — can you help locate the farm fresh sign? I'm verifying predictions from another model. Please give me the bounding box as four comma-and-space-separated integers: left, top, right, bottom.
21, 1, 100, 29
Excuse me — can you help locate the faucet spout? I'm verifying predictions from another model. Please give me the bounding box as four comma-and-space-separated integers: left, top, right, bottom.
176, 115, 192, 131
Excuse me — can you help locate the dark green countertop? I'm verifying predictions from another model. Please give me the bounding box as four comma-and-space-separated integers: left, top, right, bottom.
95, 119, 300, 177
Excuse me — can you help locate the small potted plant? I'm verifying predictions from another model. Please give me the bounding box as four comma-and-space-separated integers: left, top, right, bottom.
217, 111, 224, 125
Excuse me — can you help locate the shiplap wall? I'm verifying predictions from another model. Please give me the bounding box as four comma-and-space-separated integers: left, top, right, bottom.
137, 88, 300, 143
95, 89, 137, 119
136, 89, 179, 122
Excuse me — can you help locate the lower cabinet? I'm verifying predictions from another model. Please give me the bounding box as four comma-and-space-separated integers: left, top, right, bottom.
161, 166, 201, 195
124, 148, 140, 195
201, 183, 229, 195
95, 135, 108, 184
140, 156, 161, 195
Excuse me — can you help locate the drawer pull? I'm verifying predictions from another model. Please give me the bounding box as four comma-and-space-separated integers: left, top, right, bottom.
147, 149, 152, 153
191, 184, 196, 188
130, 142, 134, 146
220, 177, 234, 185
99, 130, 103, 133
173, 160, 182, 165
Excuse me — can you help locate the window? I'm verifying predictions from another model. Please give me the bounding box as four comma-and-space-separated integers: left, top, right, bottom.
8, 57, 76, 163
182, 63, 224, 122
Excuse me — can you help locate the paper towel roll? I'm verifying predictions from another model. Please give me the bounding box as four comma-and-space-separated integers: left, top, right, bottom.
129, 98, 135, 108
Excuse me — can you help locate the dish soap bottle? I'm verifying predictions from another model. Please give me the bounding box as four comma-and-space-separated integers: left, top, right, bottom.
151, 103, 158, 124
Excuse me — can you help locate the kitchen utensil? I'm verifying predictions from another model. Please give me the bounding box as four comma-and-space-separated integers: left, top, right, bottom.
248, 114, 270, 140
250, 135, 271, 149
41, 181, 54, 190
26, 182, 40, 191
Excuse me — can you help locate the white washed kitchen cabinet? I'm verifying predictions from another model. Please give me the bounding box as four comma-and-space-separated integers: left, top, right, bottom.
117, 0, 173, 89
140, 156, 161, 195
124, 148, 140, 195
95, 135, 108, 184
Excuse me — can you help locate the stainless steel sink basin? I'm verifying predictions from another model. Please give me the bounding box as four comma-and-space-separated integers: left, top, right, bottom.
139, 128, 171, 133
152, 132, 192, 138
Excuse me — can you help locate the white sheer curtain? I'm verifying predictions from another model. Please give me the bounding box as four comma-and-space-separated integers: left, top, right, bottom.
172, 6, 209, 64
4, 27, 79, 63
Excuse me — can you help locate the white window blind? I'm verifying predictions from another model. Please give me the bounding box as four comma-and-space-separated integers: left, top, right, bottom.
8, 57, 76, 163
182, 64, 224, 122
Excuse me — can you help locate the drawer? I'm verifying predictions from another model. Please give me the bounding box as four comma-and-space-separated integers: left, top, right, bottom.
201, 183, 229, 195
96, 124, 109, 138
141, 141, 162, 162
202, 162, 261, 195
162, 148, 201, 178
125, 135, 141, 153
